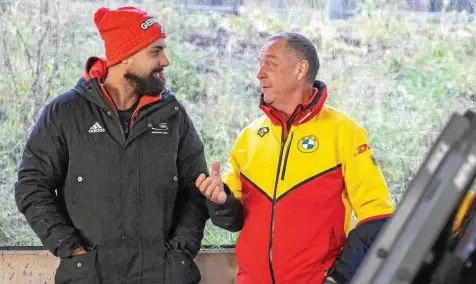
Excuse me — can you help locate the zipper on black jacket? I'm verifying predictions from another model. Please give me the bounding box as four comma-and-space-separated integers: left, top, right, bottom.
112, 116, 126, 142
137, 160, 143, 279
123, 122, 130, 139
281, 132, 294, 181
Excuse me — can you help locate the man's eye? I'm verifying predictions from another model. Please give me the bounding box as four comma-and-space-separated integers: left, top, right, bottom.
262, 61, 271, 67
266, 62, 276, 68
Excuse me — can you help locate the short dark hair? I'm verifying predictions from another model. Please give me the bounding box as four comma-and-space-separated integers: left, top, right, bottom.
266, 32, 319, 83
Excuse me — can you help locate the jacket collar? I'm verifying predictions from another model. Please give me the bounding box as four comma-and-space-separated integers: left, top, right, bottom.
259, 80, 328, 127
75, 57, 167, 126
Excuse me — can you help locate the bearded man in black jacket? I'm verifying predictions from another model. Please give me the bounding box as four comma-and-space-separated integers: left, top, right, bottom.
15, 6, 209, 284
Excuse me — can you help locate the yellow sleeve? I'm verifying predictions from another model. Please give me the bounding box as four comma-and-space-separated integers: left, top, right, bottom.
342, 125, 394, 225
222, 136, 244, 202
453, 190, 476, 234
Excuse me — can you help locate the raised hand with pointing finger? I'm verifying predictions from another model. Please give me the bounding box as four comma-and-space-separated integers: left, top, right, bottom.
195, 161, 228, 205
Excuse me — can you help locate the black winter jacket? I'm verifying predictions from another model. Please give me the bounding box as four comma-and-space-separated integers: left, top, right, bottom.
15, 57, 209, 284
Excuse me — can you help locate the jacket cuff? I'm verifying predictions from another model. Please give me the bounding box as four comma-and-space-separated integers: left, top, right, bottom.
55, 236, 83, 258
327, 266, 346, 284
205, 183, 236, 213
167, 237, 198, 258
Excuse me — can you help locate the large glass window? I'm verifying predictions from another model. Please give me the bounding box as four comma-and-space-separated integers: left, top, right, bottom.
0, 0, 474, 247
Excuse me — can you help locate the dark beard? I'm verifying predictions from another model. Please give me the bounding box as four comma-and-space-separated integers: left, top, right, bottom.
124, 68, 165, 97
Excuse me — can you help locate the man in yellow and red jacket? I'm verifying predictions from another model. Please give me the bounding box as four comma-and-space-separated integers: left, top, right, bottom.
196, 32, 394, 284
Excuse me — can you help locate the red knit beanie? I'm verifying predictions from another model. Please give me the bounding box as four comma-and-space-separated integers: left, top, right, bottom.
94, 6, 167, 67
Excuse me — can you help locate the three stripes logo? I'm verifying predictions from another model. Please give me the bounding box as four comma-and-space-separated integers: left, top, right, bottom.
88, 122, 106, 133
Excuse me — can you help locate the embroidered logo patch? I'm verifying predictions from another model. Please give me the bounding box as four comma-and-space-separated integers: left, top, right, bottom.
140, 17, 159, 30
298, 135, 319, 153
150, 122, 169, 135
257, 127, 269, 137
354, 144, 369, 156
88, 122, 106, 133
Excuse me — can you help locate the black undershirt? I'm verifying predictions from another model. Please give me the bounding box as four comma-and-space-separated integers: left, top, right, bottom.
117, 100, 139, 139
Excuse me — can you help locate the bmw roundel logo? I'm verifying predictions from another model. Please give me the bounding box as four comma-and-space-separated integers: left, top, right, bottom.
298, 135, 319, 153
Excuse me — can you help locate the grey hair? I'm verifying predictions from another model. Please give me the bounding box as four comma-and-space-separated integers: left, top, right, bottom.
266, 32, 319, 83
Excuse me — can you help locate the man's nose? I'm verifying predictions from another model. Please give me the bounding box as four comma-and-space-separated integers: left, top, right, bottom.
160, 54, 169, 67
256, 66, 266, 80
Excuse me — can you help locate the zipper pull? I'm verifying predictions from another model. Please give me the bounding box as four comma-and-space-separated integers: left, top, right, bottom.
123, 121, 130, 138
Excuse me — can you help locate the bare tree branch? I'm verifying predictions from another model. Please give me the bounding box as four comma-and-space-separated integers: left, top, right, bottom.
1, 38, 19, 96
23, 20, 51, 139
31, 20, 51, 99
45, 3, 61, 103
15, 30, 33, 71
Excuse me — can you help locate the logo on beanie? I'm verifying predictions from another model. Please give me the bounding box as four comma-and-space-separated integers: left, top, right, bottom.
140, 17, 159, 30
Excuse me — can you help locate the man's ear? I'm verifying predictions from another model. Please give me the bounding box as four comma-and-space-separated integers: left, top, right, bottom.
296, 60, 309, 81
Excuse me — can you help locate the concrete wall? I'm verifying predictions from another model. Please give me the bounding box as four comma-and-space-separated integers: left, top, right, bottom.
0, 249, 237, 284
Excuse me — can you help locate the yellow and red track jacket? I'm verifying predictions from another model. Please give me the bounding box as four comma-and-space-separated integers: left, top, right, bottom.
207, 81, 394, 284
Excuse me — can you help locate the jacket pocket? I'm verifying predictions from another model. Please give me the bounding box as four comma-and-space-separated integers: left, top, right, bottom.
165, 250, 201, 284
55, 249, 100, 284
